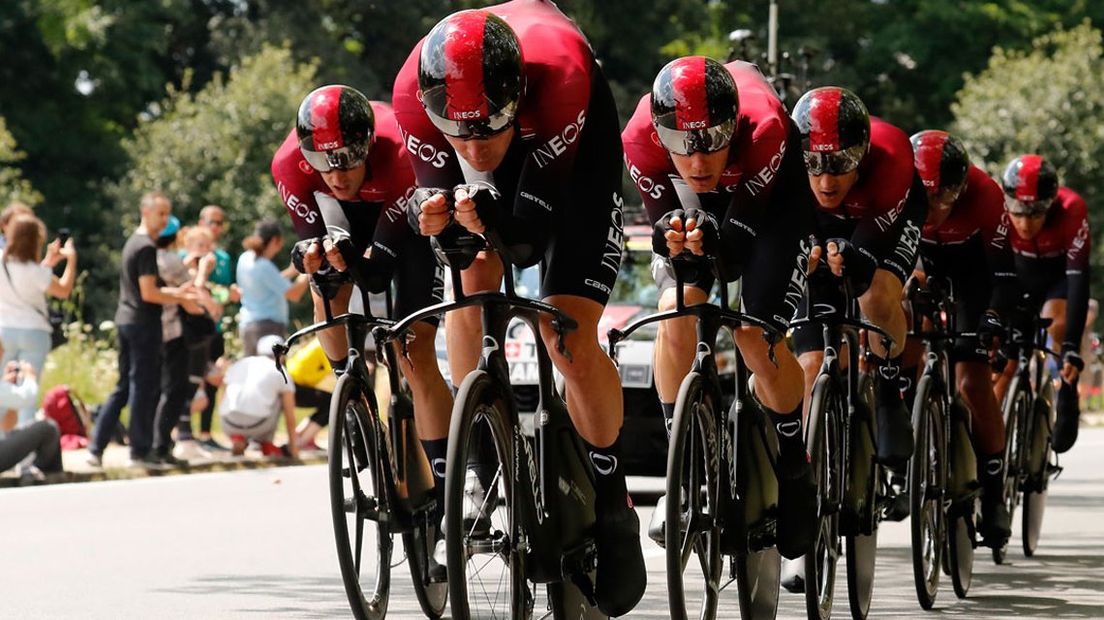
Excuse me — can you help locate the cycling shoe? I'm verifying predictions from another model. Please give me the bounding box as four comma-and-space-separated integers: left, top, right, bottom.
595, 500, 646, 617
1052, 380, 1080, 454
777, 452, 817, 560
876, 398, 914, 467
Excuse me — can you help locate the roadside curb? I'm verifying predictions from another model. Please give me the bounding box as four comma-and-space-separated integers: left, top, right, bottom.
0, 453, 327, 489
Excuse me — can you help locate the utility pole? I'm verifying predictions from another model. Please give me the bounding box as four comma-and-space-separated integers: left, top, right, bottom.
768, 0, 779, 75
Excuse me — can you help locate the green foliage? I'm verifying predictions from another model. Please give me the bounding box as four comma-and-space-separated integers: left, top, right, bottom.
0, 116, 43, 207
953, 21, 1104, 305
110, 45, 317, 247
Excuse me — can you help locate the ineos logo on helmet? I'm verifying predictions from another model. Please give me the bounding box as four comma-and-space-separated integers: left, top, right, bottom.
651, 56, 739, 156
911, 129, 970, 204
296, 85, 375, 173
792, 86, 871, 175
417, 10, 524, 139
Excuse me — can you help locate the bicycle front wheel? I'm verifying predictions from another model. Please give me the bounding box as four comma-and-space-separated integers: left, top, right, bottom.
445, 370, 527, 620
1023, 378, 1056, 557
908, 374, 945, 610
666, 372, 723, 620
329, 373, 392, 620
804, 373, 841, 620
845, 374, 879, 620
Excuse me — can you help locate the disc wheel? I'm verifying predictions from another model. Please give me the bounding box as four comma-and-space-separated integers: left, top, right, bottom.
329, 373, 392, 620
948, 502, 976, 599
445, 370, 527, 620
846, 374, 879, 620
1023, 381, 1056, 557
666, 372, 723, 620
403, 520, 448, 618
908, 375, 945, 610
804, 373, 841, 620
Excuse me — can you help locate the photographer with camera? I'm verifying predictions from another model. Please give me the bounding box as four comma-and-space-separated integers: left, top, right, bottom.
0, 212, 77, 425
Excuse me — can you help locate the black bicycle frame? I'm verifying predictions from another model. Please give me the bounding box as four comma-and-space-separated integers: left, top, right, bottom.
379, 240, 600, 588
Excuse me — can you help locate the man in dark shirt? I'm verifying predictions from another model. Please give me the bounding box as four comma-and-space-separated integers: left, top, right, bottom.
89, 192, 196, 467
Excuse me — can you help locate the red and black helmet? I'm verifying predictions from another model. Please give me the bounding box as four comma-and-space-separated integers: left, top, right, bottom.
1001, 154, 1059, 216
296, 85, 374, 173
910, 130, 970, 203
650, 56, 739, 156
791, 86, 870, 176
418, 10, 523, 139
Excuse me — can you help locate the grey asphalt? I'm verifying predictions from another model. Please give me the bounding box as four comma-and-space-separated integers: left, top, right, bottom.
4, 430, 1104, 619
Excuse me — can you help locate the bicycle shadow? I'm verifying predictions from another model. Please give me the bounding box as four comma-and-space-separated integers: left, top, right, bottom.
868, 537, 1104, 619
155, 573, 430, 618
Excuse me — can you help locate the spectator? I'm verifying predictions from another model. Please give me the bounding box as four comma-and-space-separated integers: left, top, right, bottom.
286, 336, 334, 451
0, 337, 62, 483
88, 191, 196, 468
0, 201, 33, 250
236, 218, 308, 355
219, 334, 299, 458
193, 206, 236, 451
149, 218, 212, 465
0, 213, 77, 424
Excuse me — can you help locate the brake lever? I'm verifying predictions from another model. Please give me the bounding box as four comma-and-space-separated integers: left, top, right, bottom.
272, 343, 290, 384
552, 316, 575, 364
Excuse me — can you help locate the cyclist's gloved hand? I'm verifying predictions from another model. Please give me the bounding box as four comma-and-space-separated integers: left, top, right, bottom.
653, 209, 690, 257
826, 237, 877, 296
977, 310, 1004, 349
454, 182, 502, 236
321, 232, 357, 273
681, 207, 719, 258
408, 187, 452, 236
1062, 350, 1085, 383
291, 237, 325, 274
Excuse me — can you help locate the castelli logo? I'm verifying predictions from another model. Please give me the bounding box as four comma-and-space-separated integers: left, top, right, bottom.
298, 160, 314, 175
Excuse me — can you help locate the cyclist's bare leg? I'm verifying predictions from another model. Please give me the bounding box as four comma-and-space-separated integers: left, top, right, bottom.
958, 360, 1005, 456
445, 253, 505, 382
539, 294, 623, 447
312, 283, 354, 362
735, 327, 802, 413
654, 285, 709, 433
799, 350, 825, 421
398, 321, 454, 440
860, 269, 908, 358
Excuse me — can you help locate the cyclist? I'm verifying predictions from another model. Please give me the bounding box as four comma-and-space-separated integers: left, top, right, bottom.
790, 87, 928, 469
910, 130, 1017, 543
392, 2, 644, 614
271, 86, 454, 545
621, 56, 816, 560
997, 154, 1091, 453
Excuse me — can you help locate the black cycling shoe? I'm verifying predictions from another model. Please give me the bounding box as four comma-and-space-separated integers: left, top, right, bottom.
979, 495, 1012, 548
876, 397, 914, 467
777, 452, 817, 560
595, 500, 646, 617
1052, 379, 1080, 454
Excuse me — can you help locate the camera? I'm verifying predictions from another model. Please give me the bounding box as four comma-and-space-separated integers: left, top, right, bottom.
58, 228, 71, 245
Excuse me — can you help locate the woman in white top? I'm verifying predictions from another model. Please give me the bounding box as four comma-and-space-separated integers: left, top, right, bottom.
0, 214, 77, 424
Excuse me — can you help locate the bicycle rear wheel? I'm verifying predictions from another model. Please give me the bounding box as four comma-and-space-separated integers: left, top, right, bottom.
403, 520, 448, 618
804, 373, 840, 620
329, 373, 392, 620
445, 370, 527, 620
994, 376, 1029, 565
908, 374, 945, 610
948, 501, 976, 599
666, 372, 723, 620
845, 374, 878, 620
1023, 380, 1056, 557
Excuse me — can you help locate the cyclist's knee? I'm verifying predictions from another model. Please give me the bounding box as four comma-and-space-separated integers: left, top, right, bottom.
459, 252, 504, 294
860, 270, 904, 321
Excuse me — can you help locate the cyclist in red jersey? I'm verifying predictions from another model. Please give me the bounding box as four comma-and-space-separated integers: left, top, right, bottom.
622, 57, 817, 560
910, 130, 1016, 543
392, 1, 643, 613
790, 87, 929, 469
998, 154, 1092, 453
272, 87, 453, 560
